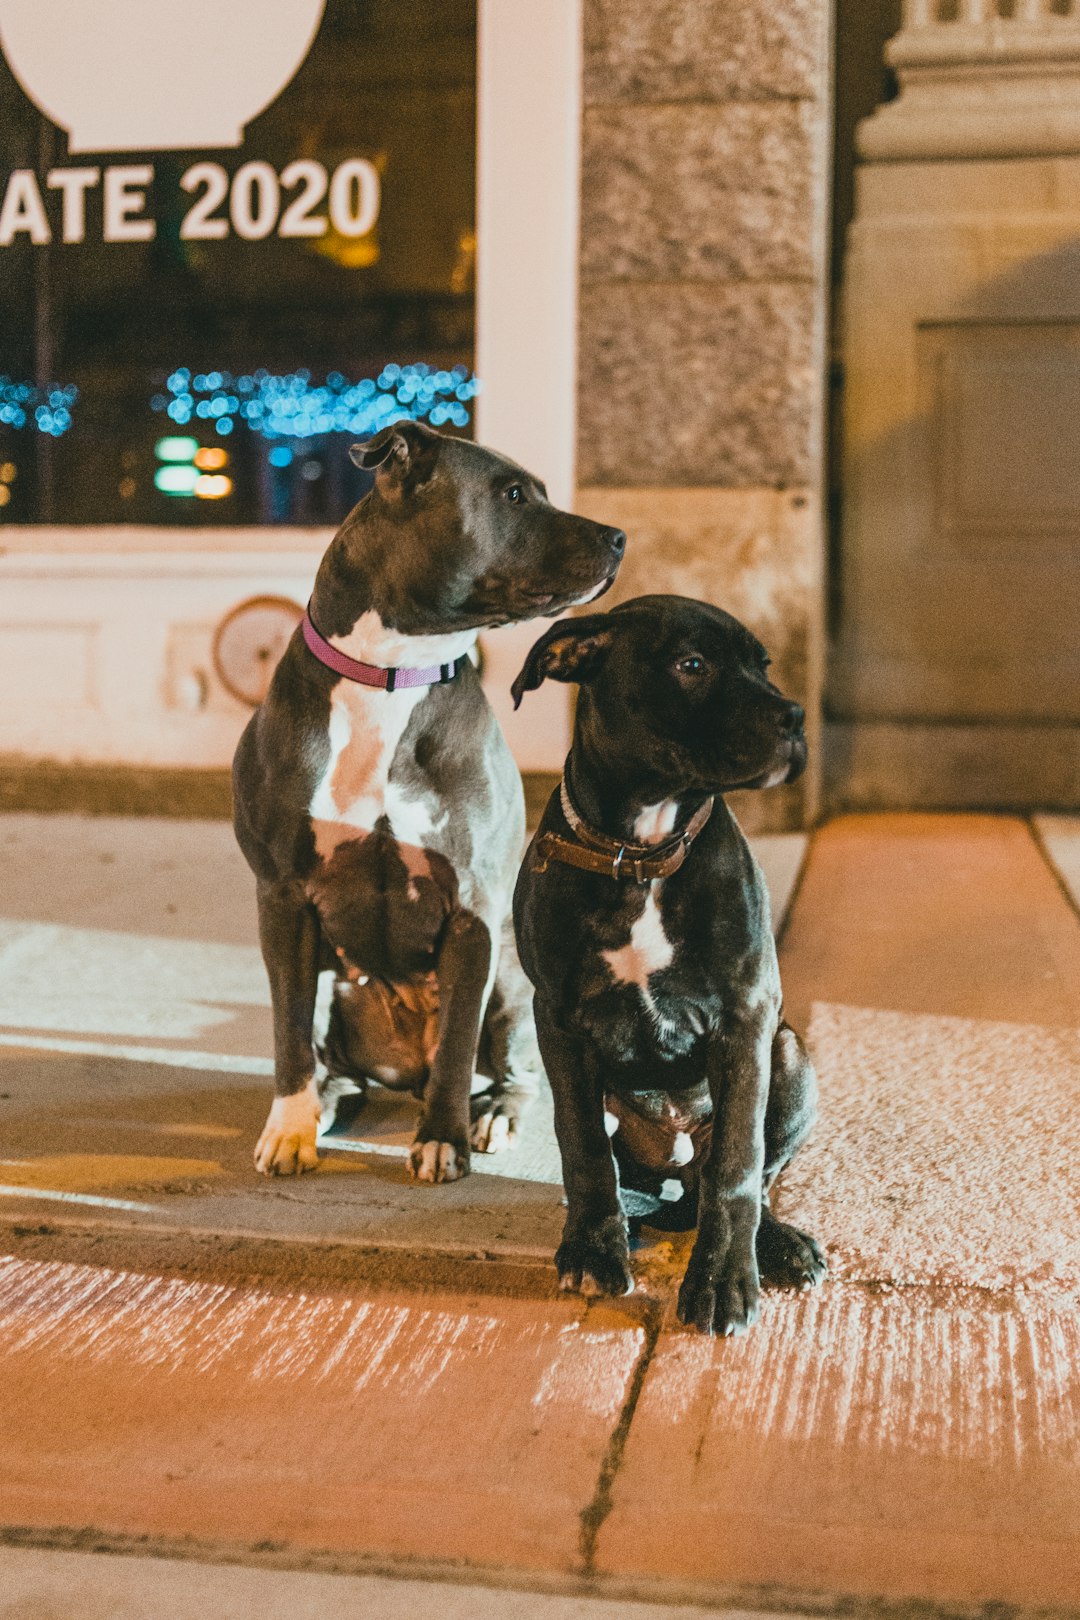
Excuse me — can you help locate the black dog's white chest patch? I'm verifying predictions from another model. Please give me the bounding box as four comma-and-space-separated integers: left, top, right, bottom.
582, 880, 710, 1065
601, 880, 674, 1019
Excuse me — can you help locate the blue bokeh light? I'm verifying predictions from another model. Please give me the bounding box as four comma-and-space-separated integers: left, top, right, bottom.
151, 364, 481, 445
0, 378, 78, 435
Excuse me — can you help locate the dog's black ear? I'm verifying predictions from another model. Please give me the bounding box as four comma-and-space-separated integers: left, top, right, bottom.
349, 420, 440, 486
511, 614, 616, 709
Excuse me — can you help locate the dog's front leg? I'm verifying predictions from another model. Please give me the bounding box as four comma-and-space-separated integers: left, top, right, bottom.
534, 1001, 632, 1297
411, 908, 491, 1184
254, 878, 323, 1176
678, 1009, 773, 1335
472, 912, 542, 1154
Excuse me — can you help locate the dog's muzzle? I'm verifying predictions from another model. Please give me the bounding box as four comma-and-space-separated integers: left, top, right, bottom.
782, 733, 808, 783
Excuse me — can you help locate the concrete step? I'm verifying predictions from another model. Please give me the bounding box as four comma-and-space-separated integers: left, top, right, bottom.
0, 1251, 648, 1576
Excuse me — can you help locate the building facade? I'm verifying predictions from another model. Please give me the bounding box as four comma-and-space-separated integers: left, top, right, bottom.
834, 0, 1080, 811
2, 0, 1073, 824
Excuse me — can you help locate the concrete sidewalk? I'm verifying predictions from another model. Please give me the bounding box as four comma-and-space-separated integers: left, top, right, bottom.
1, 812, 1079, 1613
0, 814, 805, 1259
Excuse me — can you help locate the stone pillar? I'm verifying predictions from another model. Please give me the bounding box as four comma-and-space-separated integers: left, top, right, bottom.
574, 0, 834, 832
862, 0, 1080, 163
833, 0, 1080, 810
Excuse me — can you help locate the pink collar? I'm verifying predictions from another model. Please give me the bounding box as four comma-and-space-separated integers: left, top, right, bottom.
302, 605, 469, 692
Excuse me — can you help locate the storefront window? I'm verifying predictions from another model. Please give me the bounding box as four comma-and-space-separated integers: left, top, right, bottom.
0, 0, 477, 527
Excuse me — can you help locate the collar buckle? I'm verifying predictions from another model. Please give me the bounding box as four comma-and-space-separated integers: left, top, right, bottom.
545, 774, 715, 884
615, 852, 646, 884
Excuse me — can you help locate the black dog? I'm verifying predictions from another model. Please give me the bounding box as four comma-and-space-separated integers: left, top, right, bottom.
512, 595, 826, 1335
233, 421, 625, 1183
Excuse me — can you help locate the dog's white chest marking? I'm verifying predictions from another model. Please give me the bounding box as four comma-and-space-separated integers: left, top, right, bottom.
309, 682, 426, 855
603, 883, 674, 1020
602, 802, 681, 1017
307, 611, 476, 859
633, 800, 679, 843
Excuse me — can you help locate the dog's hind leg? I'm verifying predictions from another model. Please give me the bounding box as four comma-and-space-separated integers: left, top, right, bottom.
314, 979, 369, 1132
756, 1022, 827, 1289
762, 1022, 817, 1187
471, 913, 542, 1154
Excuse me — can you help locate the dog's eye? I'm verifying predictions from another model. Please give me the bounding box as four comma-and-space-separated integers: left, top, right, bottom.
504, 484, 526, 505
676, 655, 706, 677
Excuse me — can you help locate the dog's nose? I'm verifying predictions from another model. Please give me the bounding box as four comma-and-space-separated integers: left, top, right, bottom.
779, 701, 804, 737
607, 528, 627, 558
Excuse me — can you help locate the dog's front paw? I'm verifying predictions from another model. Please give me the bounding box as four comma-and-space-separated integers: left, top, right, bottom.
678, 1240, 760, 1337
470, 1095, 527, 1155
556, 1218, 634, 1298
756, 1211, 827, 1292
254, 1082, 321, 1176
409, 1137, 470, 1183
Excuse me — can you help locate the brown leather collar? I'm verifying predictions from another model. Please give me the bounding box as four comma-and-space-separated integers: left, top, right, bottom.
532, 779, 714, 883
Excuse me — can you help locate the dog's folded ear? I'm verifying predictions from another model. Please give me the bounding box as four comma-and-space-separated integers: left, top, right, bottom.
349, 421, 440, 488
511, 614, 617, 709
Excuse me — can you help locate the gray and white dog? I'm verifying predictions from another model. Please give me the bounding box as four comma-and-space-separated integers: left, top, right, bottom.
233, 421, 625, 1183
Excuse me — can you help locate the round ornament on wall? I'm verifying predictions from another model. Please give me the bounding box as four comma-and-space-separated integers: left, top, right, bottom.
212, 595, 304, 708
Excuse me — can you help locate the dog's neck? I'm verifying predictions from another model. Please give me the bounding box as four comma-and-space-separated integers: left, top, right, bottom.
564, 735, 708, 848
310, 525, 477, 667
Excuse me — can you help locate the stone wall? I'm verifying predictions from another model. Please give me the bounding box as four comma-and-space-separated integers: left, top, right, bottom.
829, 2, 1080, 812
575, 0, 833, 830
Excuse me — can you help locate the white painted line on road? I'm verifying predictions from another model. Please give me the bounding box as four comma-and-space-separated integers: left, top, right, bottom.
0, 1032, 273, 1075
0, 1185, 160, 1213
317, 1134, 410, 1158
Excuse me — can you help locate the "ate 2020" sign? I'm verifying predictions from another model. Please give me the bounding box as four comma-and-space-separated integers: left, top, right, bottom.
0, 157, 381, 246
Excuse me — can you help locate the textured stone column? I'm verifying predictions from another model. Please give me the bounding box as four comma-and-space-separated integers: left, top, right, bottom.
574, 0, 833, 832
862, 0, 1080, 161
